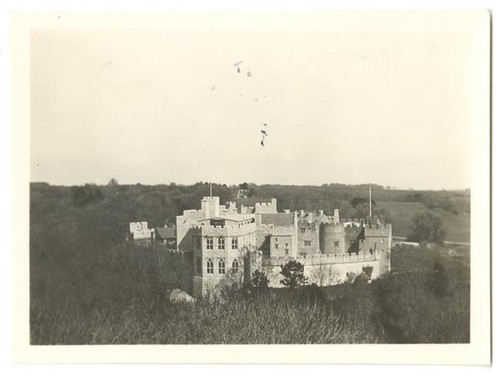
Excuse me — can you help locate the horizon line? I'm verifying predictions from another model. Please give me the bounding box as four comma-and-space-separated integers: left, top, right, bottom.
30, 180, 471, 192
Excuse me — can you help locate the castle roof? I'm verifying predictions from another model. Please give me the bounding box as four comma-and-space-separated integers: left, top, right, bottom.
155, 227, 176, 239
235, 197, 273, 207
199, 214, 255, 222
260, 213, 294, 227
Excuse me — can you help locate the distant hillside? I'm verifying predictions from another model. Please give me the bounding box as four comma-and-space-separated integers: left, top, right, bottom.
30, 182, 470, 242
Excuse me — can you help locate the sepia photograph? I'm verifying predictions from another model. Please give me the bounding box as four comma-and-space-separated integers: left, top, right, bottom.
8, 9, 491, 364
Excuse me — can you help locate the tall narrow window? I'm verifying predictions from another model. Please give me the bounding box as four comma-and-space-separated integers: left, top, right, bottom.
197, 257, 202, 274
275, 243, 279, 249
304, 240, 312, 246
232, 238, 238, 250
218, 259, 226, 274
207, 259, 214, 274
218, 237, 225, 250
206, 237, 213, 250
232, 259, 239, 273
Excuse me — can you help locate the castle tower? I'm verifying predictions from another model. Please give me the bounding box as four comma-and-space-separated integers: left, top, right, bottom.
201, 196, 220, 218
333, 209, 340, 225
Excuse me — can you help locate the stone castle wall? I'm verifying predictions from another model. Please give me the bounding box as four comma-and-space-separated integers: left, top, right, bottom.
261, 253, 381, 287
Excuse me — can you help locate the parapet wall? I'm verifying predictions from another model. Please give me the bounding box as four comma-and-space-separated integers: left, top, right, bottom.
261, 253, 380, 288
254, 199, 277, 213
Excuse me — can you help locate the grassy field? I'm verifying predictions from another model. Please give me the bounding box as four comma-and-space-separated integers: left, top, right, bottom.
377, 201, 470, 242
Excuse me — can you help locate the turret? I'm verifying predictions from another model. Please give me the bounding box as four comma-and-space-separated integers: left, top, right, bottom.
201, 196, 220, 218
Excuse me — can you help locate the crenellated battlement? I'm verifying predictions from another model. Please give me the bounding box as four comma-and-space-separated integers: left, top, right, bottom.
262, 251, 377, 267
162, 248, 189, 255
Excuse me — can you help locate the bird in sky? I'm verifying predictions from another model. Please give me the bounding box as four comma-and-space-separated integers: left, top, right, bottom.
261, 139, 265, 147
261, 129, 268, 136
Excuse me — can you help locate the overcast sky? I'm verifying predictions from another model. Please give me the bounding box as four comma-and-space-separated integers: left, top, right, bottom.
30, 12, 488, 190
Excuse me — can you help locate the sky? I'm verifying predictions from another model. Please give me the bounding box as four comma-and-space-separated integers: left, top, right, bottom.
30, 12, 488, 190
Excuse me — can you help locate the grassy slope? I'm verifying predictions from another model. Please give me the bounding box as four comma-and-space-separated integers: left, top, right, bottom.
377, 201, 470, 242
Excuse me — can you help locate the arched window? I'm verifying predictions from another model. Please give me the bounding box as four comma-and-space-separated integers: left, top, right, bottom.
232, 259, 239, 273
207, 259, 214, 274
206, 237, 213, 250
218, 237, 225, 250
218, 259, 226, 274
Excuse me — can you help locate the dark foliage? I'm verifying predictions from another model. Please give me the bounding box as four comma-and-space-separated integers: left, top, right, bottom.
280, 260, 308, 288
250, 270, 270, 291
71, 184, 104, 207
408, 211, 447, 244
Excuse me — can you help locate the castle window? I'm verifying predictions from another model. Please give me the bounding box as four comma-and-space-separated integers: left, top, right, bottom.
285, 249, 289, 255
300, 228, 306, 233
275, 243, 279, 249
275, 238, 278, 242
207, 259, 214, 274
304, 240, 312, 246
218, 259, 226, 274
197, 257, 202, 274
334, 241, 340, 247
232, 238, 238, 250
206, 237, 214, 249
218, 237, 225, 250
285, 243, 288, 247
232, 259, 239, 273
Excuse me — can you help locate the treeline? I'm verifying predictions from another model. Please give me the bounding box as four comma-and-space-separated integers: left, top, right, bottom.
31, 180, 470, 224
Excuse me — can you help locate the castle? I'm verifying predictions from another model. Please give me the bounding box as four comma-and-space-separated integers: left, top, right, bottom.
129, 193, 392, 298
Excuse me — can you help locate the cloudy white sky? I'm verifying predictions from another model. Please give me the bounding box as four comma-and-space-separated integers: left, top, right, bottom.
30, 12, 489, 189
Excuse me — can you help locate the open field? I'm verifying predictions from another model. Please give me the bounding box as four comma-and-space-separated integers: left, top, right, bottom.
377, 201, 470, 242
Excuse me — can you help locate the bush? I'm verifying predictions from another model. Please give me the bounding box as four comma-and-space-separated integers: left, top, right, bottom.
71, 183, 104, 207
250, 270, 269, 291
407, 211, 446, 244
280, 260, 308, 288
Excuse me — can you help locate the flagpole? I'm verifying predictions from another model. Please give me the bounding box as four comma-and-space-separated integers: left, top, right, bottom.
369, 184, 372, 217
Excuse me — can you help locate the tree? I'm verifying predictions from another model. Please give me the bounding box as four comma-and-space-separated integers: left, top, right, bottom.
108, 178, 119, 186
71, 183, 104, 207
280, 260, 308, 288
407, 211, 446, 244
250, 270, 269, 291
350, 197, 376, 218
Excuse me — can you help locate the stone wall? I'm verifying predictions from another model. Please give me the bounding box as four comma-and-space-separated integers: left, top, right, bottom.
261, 253, 381, 288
